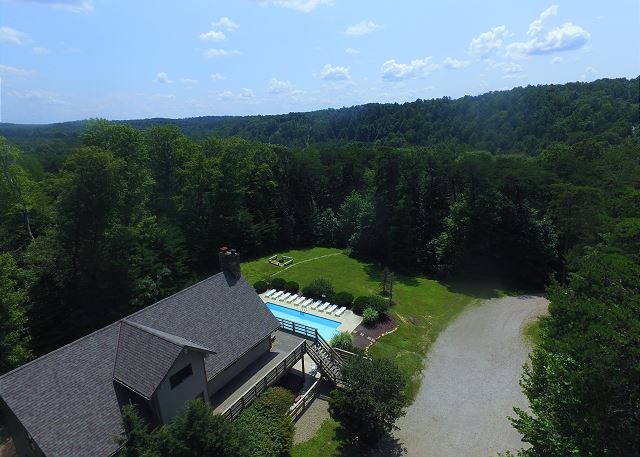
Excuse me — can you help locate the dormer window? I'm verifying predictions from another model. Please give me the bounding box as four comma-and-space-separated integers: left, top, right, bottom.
169, 364, 193, 389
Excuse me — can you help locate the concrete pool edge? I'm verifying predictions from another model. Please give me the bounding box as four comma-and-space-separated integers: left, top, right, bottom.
260, 293, 363, 335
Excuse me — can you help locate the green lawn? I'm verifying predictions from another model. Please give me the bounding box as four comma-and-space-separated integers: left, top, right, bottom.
242, 247, 495, 399
243, 247, 498, 457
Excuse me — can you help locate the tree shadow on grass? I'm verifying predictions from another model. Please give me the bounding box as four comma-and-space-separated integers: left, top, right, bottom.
333, 426, 406, 457
363, 264, 420, 288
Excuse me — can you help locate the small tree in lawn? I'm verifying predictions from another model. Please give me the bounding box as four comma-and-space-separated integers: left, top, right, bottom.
330, 357, 407, 447
380, 267, 394, 300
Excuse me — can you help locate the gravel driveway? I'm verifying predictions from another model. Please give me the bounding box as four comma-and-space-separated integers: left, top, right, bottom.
394, 295, 548, 457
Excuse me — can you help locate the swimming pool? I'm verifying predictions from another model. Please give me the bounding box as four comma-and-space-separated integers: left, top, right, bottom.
266, 302, 341, 340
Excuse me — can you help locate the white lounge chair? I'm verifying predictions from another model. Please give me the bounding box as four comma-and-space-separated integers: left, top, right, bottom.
272, 290, 284, 299
264, 289, 276, 297
281, 292, 291, 300
310, 300, 322, 309
294, 296, 305, 305
334, 306, 346, 317
318, 302, 330, 311
301, 298, 313, 307
326, 304, 337, 314
287, 294, 299, 303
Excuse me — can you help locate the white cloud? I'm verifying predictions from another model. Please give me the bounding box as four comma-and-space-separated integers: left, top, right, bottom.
199, 30, 226, 41
0, 64, 35, 78
153, 71, 172, 84
507, 22, 590, 56
317, 64, 350, 80
216, 89, 255, 100
219, 90, 235, 99
15, 0, 94, 13
381, 57, 440, 81
210, 73, 225, 80
0, 26, 29, 45
527, 5, 559, 37
468, 26, 509, 57
261, 0, 333, 13
580, 66, 597, 81
345, 47, 360, 55
551, 56, 563, 64
241, 88, 254, 98
9, 89, 67, 105
442, 57, 470, 69
491, 61, 526, 79
32, 47, 50, 55
181, 78, 197, 85
203, 48, 240, 57
345, 20, 383, 36
268, 78, 295, 93
213, 17, 239, 30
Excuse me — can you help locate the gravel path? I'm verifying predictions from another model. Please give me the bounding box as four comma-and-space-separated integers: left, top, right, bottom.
395, 295, 548, 457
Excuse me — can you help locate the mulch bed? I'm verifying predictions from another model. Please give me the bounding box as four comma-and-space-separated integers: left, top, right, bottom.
351, 313, 398, 349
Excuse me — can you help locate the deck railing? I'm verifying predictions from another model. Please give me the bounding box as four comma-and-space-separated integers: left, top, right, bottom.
222, 340, 305, 421
288, 377, 321, 420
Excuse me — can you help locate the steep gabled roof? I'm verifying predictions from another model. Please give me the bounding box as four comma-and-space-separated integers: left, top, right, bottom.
0, 271, 279, 457
113, 320, 215, 399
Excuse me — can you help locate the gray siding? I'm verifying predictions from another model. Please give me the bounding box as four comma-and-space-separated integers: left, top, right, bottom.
207, 337, 270, 395
155, 350, 209, 424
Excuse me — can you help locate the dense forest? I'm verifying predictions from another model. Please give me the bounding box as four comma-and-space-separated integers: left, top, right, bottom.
1, 77, 639, 454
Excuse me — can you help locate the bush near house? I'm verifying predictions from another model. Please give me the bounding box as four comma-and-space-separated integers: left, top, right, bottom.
362, 307, 379, 325
270, 277, 286, 291
253, 280, 268, 294
302, 278, 334, 300
352, 295, 389, 316
331, 332, 355, 352
333, 291, 354, 308
285, 281, 299, 294
235, 387, 295, 457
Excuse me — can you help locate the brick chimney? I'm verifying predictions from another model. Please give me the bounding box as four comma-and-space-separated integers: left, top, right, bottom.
219, 246, 241, 280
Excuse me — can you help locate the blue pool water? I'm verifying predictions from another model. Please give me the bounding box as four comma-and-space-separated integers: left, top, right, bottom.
266, 302, 341, 340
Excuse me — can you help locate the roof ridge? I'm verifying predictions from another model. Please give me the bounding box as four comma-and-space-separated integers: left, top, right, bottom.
0, 322, 120, 382
0, 272, 227, 383
120, 320, 183, 350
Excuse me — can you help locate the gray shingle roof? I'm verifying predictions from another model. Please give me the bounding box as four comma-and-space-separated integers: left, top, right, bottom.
113, 321, 215, 399
0, 272, 279, 457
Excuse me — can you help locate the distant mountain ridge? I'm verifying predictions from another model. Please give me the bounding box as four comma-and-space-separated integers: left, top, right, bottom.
2, 77, 638, 154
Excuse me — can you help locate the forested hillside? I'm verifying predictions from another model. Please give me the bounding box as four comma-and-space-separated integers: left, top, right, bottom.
1, 77, 637, 159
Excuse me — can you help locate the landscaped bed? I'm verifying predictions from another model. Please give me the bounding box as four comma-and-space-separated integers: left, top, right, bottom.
351, 313, 397, 349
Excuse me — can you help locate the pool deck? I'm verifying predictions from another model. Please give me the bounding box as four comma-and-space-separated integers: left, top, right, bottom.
260, 293, 362, 334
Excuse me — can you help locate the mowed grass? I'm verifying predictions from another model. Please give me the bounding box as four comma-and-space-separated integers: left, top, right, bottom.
243, 247, 488, 400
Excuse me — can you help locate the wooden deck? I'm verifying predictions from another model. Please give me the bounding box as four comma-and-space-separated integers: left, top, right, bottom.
211, 330, 305, 416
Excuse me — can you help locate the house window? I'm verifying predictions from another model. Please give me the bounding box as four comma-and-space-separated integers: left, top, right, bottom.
169, 364, 193, 389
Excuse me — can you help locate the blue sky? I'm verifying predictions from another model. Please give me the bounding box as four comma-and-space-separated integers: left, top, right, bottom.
1, 0, 638, 123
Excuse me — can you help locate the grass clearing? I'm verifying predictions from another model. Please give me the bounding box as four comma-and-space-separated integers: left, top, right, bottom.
522, 316, 544, 346
243, 247, 500, 400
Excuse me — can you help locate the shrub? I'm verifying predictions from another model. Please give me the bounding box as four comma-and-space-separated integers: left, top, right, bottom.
253, 280, 268, 294
329, 357, 406, 446
368, 296, 390, 314
270, 277, 286, 291
285, 281, 299, 294
235, 387, 295, 457
362, 307, 379, 325
333, 291, 354, 308
302, 278, 334, 300
331, 332, 355, 351
352, 296, 369, 315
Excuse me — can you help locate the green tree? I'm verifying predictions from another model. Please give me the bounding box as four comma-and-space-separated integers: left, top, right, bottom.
509, 251, 640, 457
0, 253, 32, 374
118, 405, 151, 457
330, 357, 407, 446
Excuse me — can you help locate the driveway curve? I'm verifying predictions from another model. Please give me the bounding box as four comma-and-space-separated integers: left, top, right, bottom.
395, 295, 548, 457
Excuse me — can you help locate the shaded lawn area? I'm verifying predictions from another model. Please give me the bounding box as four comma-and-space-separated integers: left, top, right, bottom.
242, 247, 502, 400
